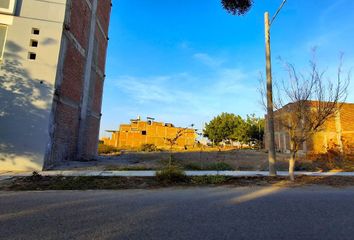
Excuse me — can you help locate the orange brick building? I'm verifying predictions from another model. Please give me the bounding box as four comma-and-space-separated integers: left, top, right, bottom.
265, 101, 354, 154
102, 118, 197, 150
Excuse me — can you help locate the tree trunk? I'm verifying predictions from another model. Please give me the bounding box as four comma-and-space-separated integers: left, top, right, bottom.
289, 151, 296, 181
169, 145, 173, 168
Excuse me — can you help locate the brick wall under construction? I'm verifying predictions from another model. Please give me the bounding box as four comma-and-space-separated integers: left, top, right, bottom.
103, 120, 196, 150
265, 102, 354, 154
44, 0, 111, 168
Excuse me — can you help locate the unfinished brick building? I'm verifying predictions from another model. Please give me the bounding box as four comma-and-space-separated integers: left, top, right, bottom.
265, 101, 354, 154
0, 0, 111, 171
102, 118, 197, 150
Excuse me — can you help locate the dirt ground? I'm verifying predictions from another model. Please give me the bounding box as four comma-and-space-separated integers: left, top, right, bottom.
53, 148, 354, 172
55, 149, 293, 171
2, 175, 354, 191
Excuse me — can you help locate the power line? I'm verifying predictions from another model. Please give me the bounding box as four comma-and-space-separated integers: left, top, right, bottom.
270, 0, 288, 27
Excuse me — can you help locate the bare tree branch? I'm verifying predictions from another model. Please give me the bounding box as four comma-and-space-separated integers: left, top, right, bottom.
262, 51, 351, 181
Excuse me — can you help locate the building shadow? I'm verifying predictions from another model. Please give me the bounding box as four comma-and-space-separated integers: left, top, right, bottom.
0, 41, 53, 170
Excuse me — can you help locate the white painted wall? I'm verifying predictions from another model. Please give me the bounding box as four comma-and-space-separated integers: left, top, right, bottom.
0, 0, 67, 171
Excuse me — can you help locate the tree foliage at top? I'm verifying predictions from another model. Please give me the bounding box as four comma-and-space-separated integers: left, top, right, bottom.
221, 0, 253, 15
203, 113, 264, 145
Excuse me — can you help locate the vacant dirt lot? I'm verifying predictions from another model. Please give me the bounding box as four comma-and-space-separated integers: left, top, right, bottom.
55, 149, 294, 171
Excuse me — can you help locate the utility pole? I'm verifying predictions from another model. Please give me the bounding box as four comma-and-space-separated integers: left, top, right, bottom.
264, 0, 287, 176
264, 12, 276, 176
221, 0, 287, 176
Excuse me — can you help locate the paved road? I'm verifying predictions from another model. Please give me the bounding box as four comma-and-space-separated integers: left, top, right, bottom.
1, 186, 354, 240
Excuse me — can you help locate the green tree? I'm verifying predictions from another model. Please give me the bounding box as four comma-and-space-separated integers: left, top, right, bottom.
203, 113, 245, 144
204, 113, 264, 146
244, 114, 265, 146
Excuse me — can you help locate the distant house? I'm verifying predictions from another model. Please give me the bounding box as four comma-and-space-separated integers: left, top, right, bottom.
264, 101, 354, 154
102, 118, 196, 150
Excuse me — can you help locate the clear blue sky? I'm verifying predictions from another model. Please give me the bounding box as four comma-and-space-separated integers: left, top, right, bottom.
100, 0, 354, 137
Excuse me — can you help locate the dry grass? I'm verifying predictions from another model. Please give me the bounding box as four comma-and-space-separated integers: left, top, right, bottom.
98, 143, 120, 155
62, 149, 354, 172
102, 149, 291, 171
2, 174, 354, 191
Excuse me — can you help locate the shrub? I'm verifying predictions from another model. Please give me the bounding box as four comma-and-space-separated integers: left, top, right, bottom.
184, 162, 234, 171
294, 162, 316, 171
295, 146, 354, 172
191, 175, 230, 185
98, 143, 119, 154
184, 163, 203, 170
208, 162, 234, 170
156, 166, 187, 183
140, 143, 158, 152
28, 171, 43, 181
307, 148, 351, 171
312, 157, 344, 171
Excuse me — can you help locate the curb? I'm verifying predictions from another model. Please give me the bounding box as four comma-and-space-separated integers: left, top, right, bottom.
1, 170, 354, 178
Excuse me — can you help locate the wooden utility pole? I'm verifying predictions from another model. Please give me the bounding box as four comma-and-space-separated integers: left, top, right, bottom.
221, 0, 287, 176
264, 12, 277, 176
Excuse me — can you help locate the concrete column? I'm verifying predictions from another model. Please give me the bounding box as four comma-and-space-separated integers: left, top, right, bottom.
324, 133, 328, 152
335, 109, 343, 152
283, 133, 287, 151
303, 140, 307, 154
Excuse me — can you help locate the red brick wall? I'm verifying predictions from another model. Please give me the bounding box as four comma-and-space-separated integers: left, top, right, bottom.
69, 0, 91, 49
50, 102, 80, 162
45, 0, 111, 168
266, 102, 354, 154
97, 0, 111, 36
82, 115, 101, 157
60, 44, 85, 102
81, 0, 111, 159
339, 104, 354, 153
95, 24, 108, 71
340, 104, 354, 131
91, 72, 104, 114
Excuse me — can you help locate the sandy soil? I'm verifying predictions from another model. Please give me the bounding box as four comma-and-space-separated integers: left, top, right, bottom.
54, 149, 293, 171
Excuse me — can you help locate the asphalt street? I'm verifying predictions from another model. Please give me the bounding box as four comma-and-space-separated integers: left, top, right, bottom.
1, 186, 354, 240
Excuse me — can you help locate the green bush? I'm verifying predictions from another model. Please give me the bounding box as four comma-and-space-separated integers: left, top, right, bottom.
184, 163, 203, 170
156, 166, 187, 183
140, 143, 158, 152
28, 171, 43, 181
191, 175, 230, 184
294, 162, 316, 171
184, 162, 234, 171
208, 162, 234, 170
98, 143, 119, 154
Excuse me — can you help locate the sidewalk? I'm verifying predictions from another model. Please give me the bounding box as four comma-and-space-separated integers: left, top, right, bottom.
1, 170, 354, 181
